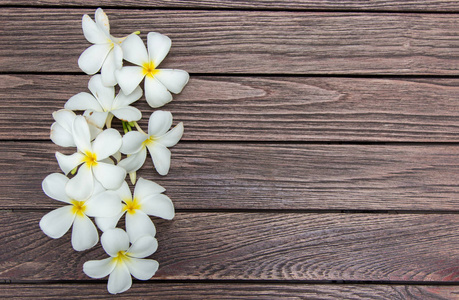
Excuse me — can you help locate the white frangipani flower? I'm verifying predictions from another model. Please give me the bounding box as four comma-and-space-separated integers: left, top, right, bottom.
115, 32, 189, 108
65, 75, 142, 128
118, 111, 183, 176
79, 8, 136, 86
56, 116, 126, 201
83, 228, 159, 294
96, 178, 174, 243
40, 173, 122, 251
51, 109, 102, 147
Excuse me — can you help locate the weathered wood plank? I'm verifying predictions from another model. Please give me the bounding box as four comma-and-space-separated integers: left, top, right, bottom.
2, 142, 458, 211
2, 141, 459, 211
1, 283, 458, 300
2, 9, 459, 75
2, 0, 459, 12
1, 211, 458, 281
2, 75, 459, 142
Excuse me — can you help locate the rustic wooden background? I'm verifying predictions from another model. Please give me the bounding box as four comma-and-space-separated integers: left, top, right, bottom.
1, 1, 459, 299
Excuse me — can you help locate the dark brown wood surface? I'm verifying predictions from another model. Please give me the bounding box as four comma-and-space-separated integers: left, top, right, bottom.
0, 1, 457, 299
1, 284, 458, 300
2, 0, 459, 11
2, 9, 459, 75
1, 142, 458, 211
2, 211, 458, 281
2, 75, 459, 142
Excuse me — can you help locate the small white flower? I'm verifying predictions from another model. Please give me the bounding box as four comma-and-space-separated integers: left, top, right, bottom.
50, 109, 102, 147
65, 75, 142, 128
83, 228, 159, 294
79, 8, 135, 86
96, 178, 174, 242
118, 111, 183, 176
115, 32, 189, 108
56, 116, 126, 200
39, 173, 122, 251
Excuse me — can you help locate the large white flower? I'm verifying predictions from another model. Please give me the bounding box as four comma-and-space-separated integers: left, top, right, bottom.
79, 8, 135, 86
40, 173, 122, 251
50, 109, 102, 147
115, 32, 189, 108
56, 116, 126, 201
118, 111, 183, 176
83, 228, 159, 294
96, 178, 174, 243
65, 75, 142, 128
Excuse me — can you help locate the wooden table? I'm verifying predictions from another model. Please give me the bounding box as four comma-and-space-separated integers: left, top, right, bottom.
1, 1, 458, 299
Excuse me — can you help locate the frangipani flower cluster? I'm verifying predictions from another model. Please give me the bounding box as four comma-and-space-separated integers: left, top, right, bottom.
40, 8, 188, 294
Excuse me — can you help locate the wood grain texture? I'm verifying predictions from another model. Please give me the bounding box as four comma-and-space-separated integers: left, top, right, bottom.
1, 283, 458, 300
2, 0, 459, 12
1, 211, 458, 281
2, 9, 459, 75
2, 75, 459, 142
1, 142, 458, 211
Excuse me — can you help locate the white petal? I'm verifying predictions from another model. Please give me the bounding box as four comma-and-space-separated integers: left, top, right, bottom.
112, 86, 142, 109
148, 110, 172, 136
71, 214, 99, 251
72, 116, 92, 153
114, 181, 132, 202
155, 69, 189, 94
120, 131, 147, 154
93, 179, 107, 195
107, 262, 132, 294
101, 228, 130, 256
144, 75, 172, 108
111, 107, 142, 122
113, 43, 123, 69
92, 128, 122, 160
147, 143, 171, 176
141, 194, 174, 220
113, 151, 122, 163
65, 92, 102, 112
92, 162, 126, 190
84, 110, 107, 129
88, 122, 103, 141
147, 32, 171, 67
51, 123, 75, 147
126, 210, 156, 243
127, 235, 158, 258
39, 206, 75, 239
115, 66, 145, 95
95, 211, 124, 232
55, 152, 85, 175
65, 164, 94, 201
125, 258, 158, 280
118, 148, 147, 173
158, 122, 184, 147
121, 34, 148, 66
42, 173, 71, 203
134, 177, 165, 200
83, 257, 116, 279
52, 109, 76, 132
88, 74, 115, 110
78, 44, 112, 75
85, 191, 122, 218
82, 14, 107, 44
101, 48, 118, 86
95, 8, 110, 34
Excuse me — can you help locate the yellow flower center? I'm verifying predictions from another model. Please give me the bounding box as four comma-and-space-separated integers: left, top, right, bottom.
113, 250, 130, 264
83, 151, 98, 168
142, 135, 156, 147
142, 61, 160, 78
123, 198, 141, 215
70, 200, 87, 217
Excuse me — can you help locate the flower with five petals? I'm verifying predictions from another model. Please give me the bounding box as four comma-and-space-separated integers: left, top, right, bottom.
40, 173, 122, 251
56, 116, 126, 201
65, 75, 142, 128
83, 228, 159, 294
96, 178, 174, 243
115, 32, 189, 108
